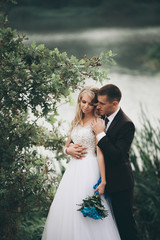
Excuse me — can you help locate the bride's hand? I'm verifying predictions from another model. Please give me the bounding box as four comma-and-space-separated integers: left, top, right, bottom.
94, 182, 106, 197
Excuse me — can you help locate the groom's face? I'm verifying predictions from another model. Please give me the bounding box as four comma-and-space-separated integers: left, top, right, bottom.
97, 95, 118, 116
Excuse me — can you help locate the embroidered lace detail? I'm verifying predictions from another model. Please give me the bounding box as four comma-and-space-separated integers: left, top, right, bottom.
71, 125, 96, 156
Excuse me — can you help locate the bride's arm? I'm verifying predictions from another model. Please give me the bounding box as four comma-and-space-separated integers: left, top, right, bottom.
63, 135, 72, 154
63, 135, 72, 148
95, 144, 106, 196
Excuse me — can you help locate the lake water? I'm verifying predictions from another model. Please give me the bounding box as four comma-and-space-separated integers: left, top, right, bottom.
24, 27, 160, 131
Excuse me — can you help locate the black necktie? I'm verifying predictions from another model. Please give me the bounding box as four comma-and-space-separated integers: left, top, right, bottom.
105, 117, 109, 127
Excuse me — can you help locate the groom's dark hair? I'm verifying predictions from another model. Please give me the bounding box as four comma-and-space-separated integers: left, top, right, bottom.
98, 84, 122, 102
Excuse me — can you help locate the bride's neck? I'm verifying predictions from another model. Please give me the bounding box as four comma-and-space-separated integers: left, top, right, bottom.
83, 113, 94, 121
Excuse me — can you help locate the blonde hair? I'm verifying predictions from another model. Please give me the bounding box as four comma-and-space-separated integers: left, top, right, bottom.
71, 86, 99, 130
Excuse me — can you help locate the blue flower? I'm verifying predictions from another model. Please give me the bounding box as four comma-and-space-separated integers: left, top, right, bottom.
93, 177, 101, 194
81, 207, 101, 220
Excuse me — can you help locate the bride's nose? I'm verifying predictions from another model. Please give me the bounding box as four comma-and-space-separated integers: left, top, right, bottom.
84, 103, 89, 108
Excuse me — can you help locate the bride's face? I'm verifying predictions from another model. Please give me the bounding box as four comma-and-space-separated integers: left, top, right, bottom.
80, 93, 95, 114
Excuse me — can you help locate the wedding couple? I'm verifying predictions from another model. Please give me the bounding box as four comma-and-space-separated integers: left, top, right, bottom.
42, 84, 139, 240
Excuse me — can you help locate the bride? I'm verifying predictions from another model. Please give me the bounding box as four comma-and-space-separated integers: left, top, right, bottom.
41, 86, 121, 240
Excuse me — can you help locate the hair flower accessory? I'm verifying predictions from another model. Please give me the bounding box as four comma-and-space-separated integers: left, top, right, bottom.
77, 178, 108, 220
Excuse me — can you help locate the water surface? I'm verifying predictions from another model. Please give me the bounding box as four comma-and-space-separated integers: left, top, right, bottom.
24, 27, 160, 130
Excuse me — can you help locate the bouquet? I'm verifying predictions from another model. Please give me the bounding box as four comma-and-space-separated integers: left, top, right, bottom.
77, 178, 109, 220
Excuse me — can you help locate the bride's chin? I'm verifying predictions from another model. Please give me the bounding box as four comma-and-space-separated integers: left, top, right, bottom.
82, 109, 87, 113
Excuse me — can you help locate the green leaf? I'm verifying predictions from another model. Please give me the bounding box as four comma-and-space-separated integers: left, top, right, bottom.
68, 92, 74, 106
54, 48, 59, 55
31, 41, 36, 49
37, 44, 45, 51
79, 59, 85, 65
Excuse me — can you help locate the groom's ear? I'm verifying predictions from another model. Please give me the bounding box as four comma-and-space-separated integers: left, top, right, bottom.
112, 100, 119, 107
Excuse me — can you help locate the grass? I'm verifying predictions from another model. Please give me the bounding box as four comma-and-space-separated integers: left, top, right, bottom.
131, 111, 160, 240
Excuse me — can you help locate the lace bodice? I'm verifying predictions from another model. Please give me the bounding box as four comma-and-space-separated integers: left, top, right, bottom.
71, 125, 96, 156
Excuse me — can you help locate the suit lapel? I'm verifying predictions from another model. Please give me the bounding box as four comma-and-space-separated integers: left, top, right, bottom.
107, 108, 123, 133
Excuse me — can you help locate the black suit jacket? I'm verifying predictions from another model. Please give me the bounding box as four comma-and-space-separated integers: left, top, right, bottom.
98, 108, 135, 193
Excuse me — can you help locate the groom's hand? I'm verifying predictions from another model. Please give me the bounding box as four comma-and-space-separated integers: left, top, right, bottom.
91, 118, 105, 136
67, 144, 87, 159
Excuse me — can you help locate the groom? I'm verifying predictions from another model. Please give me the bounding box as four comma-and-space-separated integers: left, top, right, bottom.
91, 84, 139, 240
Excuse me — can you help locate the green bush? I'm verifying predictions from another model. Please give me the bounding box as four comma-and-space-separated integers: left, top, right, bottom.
143, 43, 160, 72
131, 111, 160, 240
0, 11, 115, 239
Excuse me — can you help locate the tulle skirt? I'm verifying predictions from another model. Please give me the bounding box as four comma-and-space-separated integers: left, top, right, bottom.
41, 153, 121, 240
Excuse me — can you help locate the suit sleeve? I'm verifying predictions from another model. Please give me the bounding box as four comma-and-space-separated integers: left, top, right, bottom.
97, 122, 135, 164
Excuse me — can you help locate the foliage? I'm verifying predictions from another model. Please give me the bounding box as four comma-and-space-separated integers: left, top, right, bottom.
0, 10, 115, 239
12, 0, 160, 9
0, 0, 17, 27
0, 0, 17, 8
131, 111, 160, 240
142, 43, 160, 72
17, 210, 48, 240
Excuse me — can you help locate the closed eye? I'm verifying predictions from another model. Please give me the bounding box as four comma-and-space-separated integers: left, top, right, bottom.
99, 102, 105, 105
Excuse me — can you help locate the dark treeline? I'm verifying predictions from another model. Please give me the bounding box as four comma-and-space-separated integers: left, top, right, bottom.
16, 0, 160, 9
5, 0, 160, 29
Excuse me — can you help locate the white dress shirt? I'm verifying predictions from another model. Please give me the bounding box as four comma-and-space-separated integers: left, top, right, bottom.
96, 107, 120, 142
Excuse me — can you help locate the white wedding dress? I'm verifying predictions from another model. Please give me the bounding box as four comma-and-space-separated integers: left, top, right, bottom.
42, 125, 121, 240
